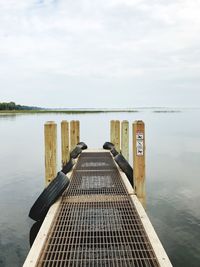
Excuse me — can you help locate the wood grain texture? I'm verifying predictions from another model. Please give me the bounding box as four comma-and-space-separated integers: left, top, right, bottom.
121, 120, 129, 161
110, 120, 115, 145
44, 121, 57, 185
110, 120, 120, 152
70, 120, 76, 151
75, 120, 80, 144
61, 120, 69, 167
114, 120, 120, 152
133, 120, 146, 208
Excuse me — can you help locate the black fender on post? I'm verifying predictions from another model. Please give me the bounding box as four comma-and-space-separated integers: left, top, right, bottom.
70, 142, 88, 159
114, 154, 134, 187
29, 142, 88, 222
103, 142, 119, 156
77, 142, 88, 150
29, 172, 70, 221
110, 147, 119, 157
29, 220, 43, 247
103, 142, 115, 150
61, 158, 74, 174
70, 146, 82, 159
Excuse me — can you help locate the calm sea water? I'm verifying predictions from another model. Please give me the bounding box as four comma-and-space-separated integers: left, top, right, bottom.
0, 110, 200, 267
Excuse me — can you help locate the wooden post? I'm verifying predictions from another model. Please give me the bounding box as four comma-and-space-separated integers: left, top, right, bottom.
61, 120, 69, 167
114, 120, 120, 152
133, 120, 146, 207
110, 120, 120, 152
75, 120, 80, 144
44, 121, 57, 185
121, 120, 129, 161
70, 120, 76, 151
110, 120, 115, 145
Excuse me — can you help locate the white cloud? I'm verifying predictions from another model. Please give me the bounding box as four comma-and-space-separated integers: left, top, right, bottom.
0, 0, 200, 107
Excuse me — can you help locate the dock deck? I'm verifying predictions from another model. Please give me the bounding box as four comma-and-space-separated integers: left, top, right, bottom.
24, 150, 172, 267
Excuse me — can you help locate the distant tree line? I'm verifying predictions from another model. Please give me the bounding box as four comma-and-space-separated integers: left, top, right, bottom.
0, 102, 41, 110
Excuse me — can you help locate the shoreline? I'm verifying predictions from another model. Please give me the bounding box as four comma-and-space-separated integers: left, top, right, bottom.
0, 108, 185, 114
0, 109, 139, 114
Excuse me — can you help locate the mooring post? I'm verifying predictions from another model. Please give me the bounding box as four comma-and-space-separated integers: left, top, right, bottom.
61, 120, 69, 167
110, 120, 120, 152
110, 120, 115, 145
44, 121, 57, 185
75, 120, 80, 144
121, 120, 129, 161
114, 120, 120, 152
133, 120, 146, 207
70, 120, 76, 151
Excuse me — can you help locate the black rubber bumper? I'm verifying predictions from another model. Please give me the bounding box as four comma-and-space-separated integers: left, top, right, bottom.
29, 172, 70, 221
77, 142, 88, 150
61, 158, 74, 174
103, 142, 115, 150
70, 146, 82, 159
70, 142, 88, 159
29, 220, 43, 247
110, 147, 119, 157
114, 154, 134, 187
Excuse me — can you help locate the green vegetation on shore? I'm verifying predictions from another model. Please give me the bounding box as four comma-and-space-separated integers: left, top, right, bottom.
0, 102, 41, 111
0, 109, 139, 114
0, 102, 140, 113
0, 102, 183, 114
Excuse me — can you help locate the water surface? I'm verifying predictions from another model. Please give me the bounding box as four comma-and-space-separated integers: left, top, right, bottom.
0, 110, 200, 267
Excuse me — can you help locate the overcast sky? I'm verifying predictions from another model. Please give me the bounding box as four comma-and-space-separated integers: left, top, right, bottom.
0, 0, 200, 108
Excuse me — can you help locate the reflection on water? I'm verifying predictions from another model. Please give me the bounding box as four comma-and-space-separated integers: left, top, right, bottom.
0, 110, 200, 266
0, 113, 17, 121
148, 181, 200, 267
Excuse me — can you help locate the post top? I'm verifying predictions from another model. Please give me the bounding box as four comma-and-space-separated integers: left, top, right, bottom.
45, 121, 56, 125
134, 120, 144, 125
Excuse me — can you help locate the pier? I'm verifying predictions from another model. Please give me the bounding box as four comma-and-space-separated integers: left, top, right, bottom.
23, 120, 172, 267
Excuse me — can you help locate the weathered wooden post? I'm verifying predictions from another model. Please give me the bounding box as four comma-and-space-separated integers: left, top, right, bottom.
110, 120, 120, 152
75, 120, 80, 144
61, 120, 69, 167
70, 120, 80, 151
121, 120, 129, 161
114, 120, 120, 152
44, 121, 57, 185
133, 120, 146, 207
70, 120, 76, 151
110, 120, 115, 145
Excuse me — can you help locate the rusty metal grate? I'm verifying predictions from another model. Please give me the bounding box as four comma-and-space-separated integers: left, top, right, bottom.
63, 170, 127, 196
75, 157, 116, 170
81, 152, 111, 158
37, 200, 159, 267
75, 152, 116, 171
36, 151, 160, 267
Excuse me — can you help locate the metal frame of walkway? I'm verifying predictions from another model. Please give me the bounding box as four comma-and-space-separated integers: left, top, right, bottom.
23, 150, 172, 267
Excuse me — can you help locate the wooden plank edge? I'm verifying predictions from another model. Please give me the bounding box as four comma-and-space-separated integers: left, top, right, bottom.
82, 148, 108, 153
130, 195, 173, 267
23, 199, 61, 267
23, 170, 75, 267
119, 171, 134, 195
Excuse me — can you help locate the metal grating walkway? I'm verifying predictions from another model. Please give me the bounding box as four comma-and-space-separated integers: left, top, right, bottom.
63, 170, 127, 196
75, 153, 116, 171
37, 152, 160, 267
